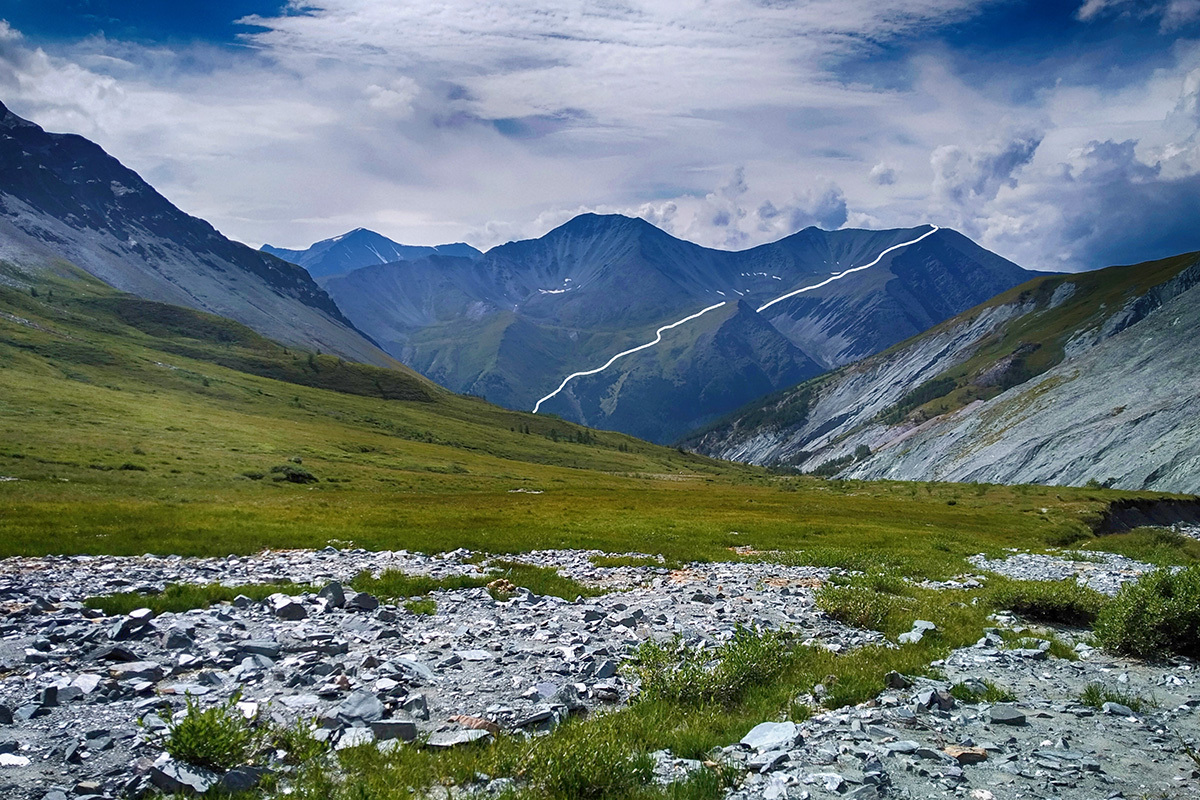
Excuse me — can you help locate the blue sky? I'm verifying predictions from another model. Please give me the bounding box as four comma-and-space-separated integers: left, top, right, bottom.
2, 0, 1199, 271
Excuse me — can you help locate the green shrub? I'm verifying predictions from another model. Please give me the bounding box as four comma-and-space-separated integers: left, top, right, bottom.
816, 582, 902, 632
164, 693, 258, 772
268, 718, 329, 766
118, 462, 147, 471
270, 464, 318, 483
1094, 566, 1200, 659
489, 560, 606, 601
630, 626, 791, 707
350, 569, 489, 599
984, 576, 1106, 625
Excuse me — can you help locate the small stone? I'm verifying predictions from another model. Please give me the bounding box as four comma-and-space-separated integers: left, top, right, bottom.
109, 661, 163, 682
426, 729, 492, 748
149, 758, 219, 794
336, 727, 377, 749
945, 745, 988, 764
884, 671, 913, 689
1102, 701, 1136, 717
987, 705, 1026, 726
271, 597, 308, 621
332, 690, 385, 726
217, 766, 272, 793
740, 721, 801, 752
318, 582, 346, 609
371, 718, 418, 742
345, 592, 379, 612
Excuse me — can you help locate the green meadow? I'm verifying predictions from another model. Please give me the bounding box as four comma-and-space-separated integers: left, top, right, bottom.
0, 264, 1179, 574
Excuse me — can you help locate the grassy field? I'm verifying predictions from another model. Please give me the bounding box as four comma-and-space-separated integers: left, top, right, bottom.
0, 264, 1181, 574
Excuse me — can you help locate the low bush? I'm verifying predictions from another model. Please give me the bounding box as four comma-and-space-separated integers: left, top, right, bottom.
984, 576, 1106, 626
1094, 566, 1200, 659
816, 583, 900, 632
270, 464, 318, 483
489, 560, 606, 601
163, 693, 258, 772
349, 570, 489, 599
630, 625, 791, 707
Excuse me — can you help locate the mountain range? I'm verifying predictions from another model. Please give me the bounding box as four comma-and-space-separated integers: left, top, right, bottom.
0, 101, 391, 367
318, 214, 1034, 442
685, 251, 1200, 494
262, 229, 480, 279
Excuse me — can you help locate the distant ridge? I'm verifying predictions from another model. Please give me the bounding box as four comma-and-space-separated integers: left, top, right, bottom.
322, 212, 1034, 442
262, 229, 481, 279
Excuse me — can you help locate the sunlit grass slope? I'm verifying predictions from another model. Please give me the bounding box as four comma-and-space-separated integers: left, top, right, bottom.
0, 263, 1172, 571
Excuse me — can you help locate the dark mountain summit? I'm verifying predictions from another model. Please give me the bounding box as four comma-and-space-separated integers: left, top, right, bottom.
262, 228, 481, 279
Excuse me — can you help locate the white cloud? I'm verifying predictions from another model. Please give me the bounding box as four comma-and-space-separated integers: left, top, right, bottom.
0, 3, 1197, 271
868, 162, 898, 185
1076, 0, 1200, 30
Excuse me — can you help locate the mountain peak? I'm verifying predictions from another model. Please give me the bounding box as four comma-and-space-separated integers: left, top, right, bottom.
0, 101, 40, 131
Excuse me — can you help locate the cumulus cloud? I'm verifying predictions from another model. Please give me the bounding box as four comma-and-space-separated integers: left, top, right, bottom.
868, 162, 898, 185
931, 133, 1042, 207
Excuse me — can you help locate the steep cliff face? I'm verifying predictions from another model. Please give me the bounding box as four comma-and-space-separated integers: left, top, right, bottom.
687, 252, 1200, 494
0, 102, 391, 366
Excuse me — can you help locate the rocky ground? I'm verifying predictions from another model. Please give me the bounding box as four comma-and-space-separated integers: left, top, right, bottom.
0, 546, 1196, 799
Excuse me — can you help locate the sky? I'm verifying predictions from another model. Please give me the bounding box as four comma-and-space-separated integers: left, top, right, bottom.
1, 1, 1199, 271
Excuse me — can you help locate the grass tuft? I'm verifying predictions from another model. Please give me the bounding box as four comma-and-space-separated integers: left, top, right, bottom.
950, 680, 1016, 703
85, 581, 314, 616
403, 598, 437, 616
1079, 682, 1155, 713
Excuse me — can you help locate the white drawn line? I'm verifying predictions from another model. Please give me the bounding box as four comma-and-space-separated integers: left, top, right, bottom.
756, 224, 940, 313
532, 224, 939, 413
532, 301, 728, 413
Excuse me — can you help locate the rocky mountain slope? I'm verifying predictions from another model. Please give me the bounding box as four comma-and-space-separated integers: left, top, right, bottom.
323, 214, 1032, 443
685, 251, 1200, 494
262, 229, 480, 279
0, 102, 391, 366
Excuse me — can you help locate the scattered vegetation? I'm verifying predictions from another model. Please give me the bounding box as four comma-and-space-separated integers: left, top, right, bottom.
1094, 566, 1200, 659
984, 575, 1107, 626
590, 554, 672, 569
1081, 527, 1200, 567
349, 570, 490, 599
1079, 682, 1155, 713
85, 581, 315, 616
950, 680, 1016, 703
489, 560, 606, 601
878, 376, 957, 425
